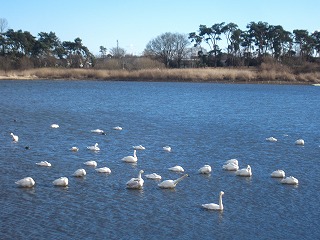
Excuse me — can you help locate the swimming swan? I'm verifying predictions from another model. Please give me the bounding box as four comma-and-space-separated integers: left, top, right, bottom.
122, 150, 138, 163
36, 161, 52, 167
158, 174, 189, 189
126, 170, 144, 189
271, 170, 285, 178
113, 126, 123, 130
266, 137, 278, 142
168, 165, 184, 172
84, 161, 97, 167
70, 146, 79, 152
222, 162, 239, 171
236, 165, 252, 177
281, 176, 299, 185
51, 124, 59, 128
10, 132, 19, 142
95, 167, 111, 173
295, 139, 305, 145
202, 191, 224, 211
91, 129, 105, 134
198, 165, 212, 174
73, 169, 86, 177
145, 173, 162, 180
53, 177, 68, 187
15, 177, 35, 188
133, 145, 145, 150
163, 146, 172, 152
224, 159, 238, 166
87, 143, 100, 151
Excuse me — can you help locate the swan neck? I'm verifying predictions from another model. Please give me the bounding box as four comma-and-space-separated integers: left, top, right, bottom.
173, 174, 187, 186
219, 193, 223, 210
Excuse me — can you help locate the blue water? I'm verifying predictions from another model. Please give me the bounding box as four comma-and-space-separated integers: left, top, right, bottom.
0, 80, 319, 239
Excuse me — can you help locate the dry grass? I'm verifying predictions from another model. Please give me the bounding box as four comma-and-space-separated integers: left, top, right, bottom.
0, 67, 320, 84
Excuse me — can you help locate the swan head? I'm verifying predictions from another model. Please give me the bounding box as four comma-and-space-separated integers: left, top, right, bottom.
139, 170, 144, 174
220, 191, 225, 195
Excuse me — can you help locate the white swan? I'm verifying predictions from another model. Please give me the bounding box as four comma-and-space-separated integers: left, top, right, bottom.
222, 162, 239, 171
168, 165, 184, 172
70, 146, 79, 152
163, 146, 172, 152
122, 150, 138, 163
145, 173, 162, 180
73, 168, 86, 177
113, 126, 123, 130
10, 132, 19, 142
53, 177, 68, 186
224, 159, 238, 166
133, 145, 146, 150
36, 161, 52, 167
51, 124, 59, 128
202, 191, 224, 211
295, 139, 305, 145
91, 129, 104, 134
266, 137, 277, 142
281, 176, 299, 185
158, 174, 189, 189
198, 165, 212, 174
126, 170, 144, 189
95, 167, 111, 173
87, 143, 100, 151
271, 170, 285, 178
84, 160, 97, 167
236, 165, 252, 177
15, 177, 35, 188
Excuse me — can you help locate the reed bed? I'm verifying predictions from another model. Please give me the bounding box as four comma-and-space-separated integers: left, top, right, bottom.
1, 67, 320, 84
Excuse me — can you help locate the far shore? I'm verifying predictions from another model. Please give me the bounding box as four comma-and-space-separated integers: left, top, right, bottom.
0, 67, 320, 85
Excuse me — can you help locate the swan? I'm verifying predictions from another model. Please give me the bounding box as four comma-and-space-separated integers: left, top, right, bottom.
15, 177, 35, 188
133, 145, 146, 150
271, 170, 285, 178
126, 170, 144, 189
84, 160, 97, 167
70, 146, 79, 152
266, 137, 277, 142
281, 176, 299, 185
73, 168, 86, 177
87, 143, 100, 151
145, 173, 162, 180
224, 159, 238, 166
95, 167, 111, 173
202, 191, 224, 211
113, 126, 123, 130
198, 165, 212, 174
168, 165, 184, 172
53, 177, 68, 186
222, 162, 239, 171
163, 146, 172, 152
10, 132, 19, 142
236, 165, 252, 177
122, 150, 138, 163
158, 174, 189, 189
91, 129, 104, 134
36, 161, 52, 167
51, 124, 59, 128
295, 139, 305, 145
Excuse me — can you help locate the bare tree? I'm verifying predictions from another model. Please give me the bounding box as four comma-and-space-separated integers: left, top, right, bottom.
0, 18, 8, 33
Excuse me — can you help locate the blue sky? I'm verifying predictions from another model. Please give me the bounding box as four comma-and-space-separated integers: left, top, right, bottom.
2, 0, 320, 55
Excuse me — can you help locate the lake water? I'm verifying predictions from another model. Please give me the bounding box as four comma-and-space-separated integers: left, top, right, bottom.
0, 80, 319, 239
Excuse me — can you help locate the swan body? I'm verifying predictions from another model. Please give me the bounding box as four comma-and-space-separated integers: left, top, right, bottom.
224, 159, 238, 166
84, 161, 97, 167
281, 176, 299, 185
91, 129, 104, 134
266, 137, 277, 142
51, 124, 59, 128
133, 145, 145, 150
36, 161, 52, 167
222, 163, 239, 171
158, 174, 189, 189
15, 177, 35, 188
198, 165, 212, 174
95, 167, 111, 173
122, 150, 138, 163
163, 146, 172, 152
70, 146, 79, 152
168, 165, 184, 172
73, 168, 86, 177
126, 170, 144, 189
295, 139, 305, 145
145, 173, 162, 180
53, 177, 68, 186
87, 143, 100, 151
113, 126, 122, 130
236, 165, 252, 177
10, 132, 19, 142
202, 191, 224, 211
271, 170, 285, 178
